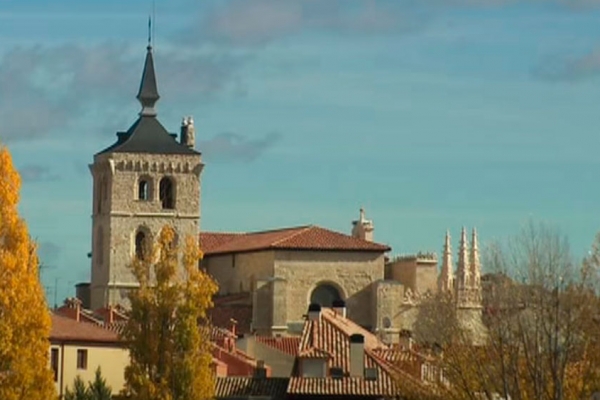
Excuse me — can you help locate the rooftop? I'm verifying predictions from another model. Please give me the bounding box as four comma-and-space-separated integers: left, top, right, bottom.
50, 313, 121, 344
200, 225, 391, 256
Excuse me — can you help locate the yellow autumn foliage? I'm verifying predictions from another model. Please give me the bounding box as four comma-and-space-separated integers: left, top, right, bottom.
122, 225, 218, 400
0, 146, 56, 399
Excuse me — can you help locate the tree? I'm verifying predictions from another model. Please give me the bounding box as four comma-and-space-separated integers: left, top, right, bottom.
64, 367, 112, 400
0, 145, 55, 399
88, 366, 112, 400
65, 375, 91, 400
122, 225, 218, 400
421, 221, 600, 400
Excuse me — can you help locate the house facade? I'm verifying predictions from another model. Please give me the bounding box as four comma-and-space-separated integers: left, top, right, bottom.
50, 313, 129, 398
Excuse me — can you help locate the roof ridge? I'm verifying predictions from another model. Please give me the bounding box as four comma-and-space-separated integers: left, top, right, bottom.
368, 348, 434, 394
271, 225, 313, 246
321, 309, 387, 350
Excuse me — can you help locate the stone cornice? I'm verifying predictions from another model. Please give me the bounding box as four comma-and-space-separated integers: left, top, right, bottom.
107, 211, 200, 219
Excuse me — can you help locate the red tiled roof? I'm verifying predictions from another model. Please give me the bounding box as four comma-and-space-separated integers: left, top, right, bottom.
200, 225, 391, 256
50, 313, 121, 344
212, 345, 262, 377
288, 308, 433, 397
214, 377, 289, 398
255, 336, 301, 356
209, 304, 253, 335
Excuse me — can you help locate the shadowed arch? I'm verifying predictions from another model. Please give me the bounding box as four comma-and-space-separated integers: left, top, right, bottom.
134, 227, 152, 260
309, 281, 344, 308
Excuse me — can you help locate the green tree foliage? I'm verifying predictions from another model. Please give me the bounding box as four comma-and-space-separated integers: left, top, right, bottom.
0, 145, 55, 399
89, 367, 112, 400
65, 375, 90, 400
64, 367, 112, 400
122, 225, 218, 400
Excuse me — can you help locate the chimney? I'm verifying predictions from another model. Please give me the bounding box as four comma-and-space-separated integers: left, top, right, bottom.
349, 333, 365, 377
308, 303, 321, 321
180, 116, 195, 148
230, 318, 238, 338
65, 297, 82, 322
254, 360, 267, 379
332, 299, 347, 318
108, 305, 114, 325
399, 329, 413, 351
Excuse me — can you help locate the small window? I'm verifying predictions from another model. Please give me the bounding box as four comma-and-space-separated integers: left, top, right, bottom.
51, 348, 59, 381
135, 231, 148, 260
159, 177, 175, 209
138, 179, 150, 201
76, 349, 88, 370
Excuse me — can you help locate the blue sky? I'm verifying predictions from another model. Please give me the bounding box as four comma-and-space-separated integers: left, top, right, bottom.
0, 0, 599, 303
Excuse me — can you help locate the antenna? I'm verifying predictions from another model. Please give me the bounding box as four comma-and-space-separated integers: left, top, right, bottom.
152, 0, 156, 48
54, 277, 58, 309
147, 15, 152, 48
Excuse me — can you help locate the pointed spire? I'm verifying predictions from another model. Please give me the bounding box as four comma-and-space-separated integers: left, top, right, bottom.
439, 230, 454, 292
137, 19, 160, 117
457, 226, 470, 289
470, 227, 481, 288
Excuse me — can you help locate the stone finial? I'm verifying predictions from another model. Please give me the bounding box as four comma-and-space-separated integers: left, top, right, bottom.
456, 227, 470, 290
470, 227, 481, 289
351, 207, 374, 242
439, 230, 454, 292
180, 116, 196, 148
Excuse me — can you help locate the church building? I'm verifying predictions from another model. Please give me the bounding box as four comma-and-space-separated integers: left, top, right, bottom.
79, 43, 483, 341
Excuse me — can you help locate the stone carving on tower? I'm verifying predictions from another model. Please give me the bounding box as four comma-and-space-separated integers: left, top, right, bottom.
438, 231, 454, 293
88, 41, 204, 309
442, 227, 483, 309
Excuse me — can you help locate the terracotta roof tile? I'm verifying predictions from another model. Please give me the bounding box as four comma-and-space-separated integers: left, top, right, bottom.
50, 313, 121, 344
288, 308, 434, 397
255, 336, 301, 356
200, 225, 391, 256
215, 377, 289, 398
208, 304, 253, 335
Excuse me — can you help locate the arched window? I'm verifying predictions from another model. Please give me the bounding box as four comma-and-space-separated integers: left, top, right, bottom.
135, 230, 149, 260
138, 179, 150, 201
310, 283, 342, 308
159, 177, 175, 209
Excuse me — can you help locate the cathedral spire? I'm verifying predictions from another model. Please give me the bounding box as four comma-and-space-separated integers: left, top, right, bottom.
457, 226, 470, 290
137, 18, 160, 117
439, 230, 454, 292
470, 227, 481, 288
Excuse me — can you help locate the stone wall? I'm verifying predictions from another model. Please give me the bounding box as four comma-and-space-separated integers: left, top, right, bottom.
273, 250, 385, 329
204, 251, 275, 296
371, 279, 405, 343
89, 151, 203, 310
386, 257, 438, 295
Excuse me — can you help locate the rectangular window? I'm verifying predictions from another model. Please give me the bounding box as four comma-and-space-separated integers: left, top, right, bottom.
76, 349, 88, 370
50, 348, 59, 382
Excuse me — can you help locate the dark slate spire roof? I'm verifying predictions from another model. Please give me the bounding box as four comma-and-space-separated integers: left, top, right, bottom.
96, 44, 200, 156
137, 45, 160, 117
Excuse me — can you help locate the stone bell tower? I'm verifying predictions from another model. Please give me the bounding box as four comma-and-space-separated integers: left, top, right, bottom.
88, 42, 204, 310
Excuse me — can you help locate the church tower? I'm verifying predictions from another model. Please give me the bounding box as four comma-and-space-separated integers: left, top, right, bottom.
89, 42, 204, 310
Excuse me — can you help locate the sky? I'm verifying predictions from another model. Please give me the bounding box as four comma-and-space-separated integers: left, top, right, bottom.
0, 0, 599, 304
